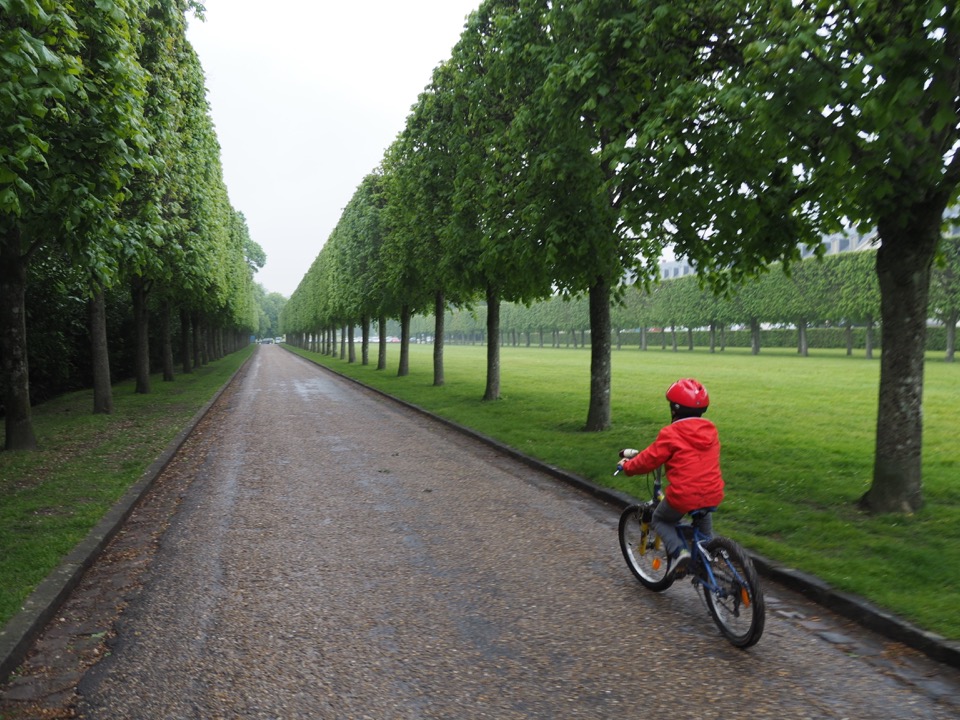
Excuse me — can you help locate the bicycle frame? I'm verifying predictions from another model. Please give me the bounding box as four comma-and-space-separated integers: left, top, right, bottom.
651, 471, 751, 600
679, 517, 728, 596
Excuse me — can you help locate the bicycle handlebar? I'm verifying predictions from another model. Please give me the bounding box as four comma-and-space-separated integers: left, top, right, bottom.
613, 448, 640, 476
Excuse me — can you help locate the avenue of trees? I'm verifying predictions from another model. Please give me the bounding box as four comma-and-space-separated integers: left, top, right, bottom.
282, 1, 960, 515
1, 1, 263, 450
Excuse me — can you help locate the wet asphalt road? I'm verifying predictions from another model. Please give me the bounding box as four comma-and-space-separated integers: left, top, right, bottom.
70, 345, 959, 719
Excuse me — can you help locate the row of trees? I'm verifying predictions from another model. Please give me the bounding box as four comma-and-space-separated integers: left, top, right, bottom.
397, 244, 959, 359
282, 1, 960, 514
1, 1, 263, 450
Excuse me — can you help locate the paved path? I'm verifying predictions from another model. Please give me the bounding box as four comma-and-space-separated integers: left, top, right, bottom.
4, 345, 960, 718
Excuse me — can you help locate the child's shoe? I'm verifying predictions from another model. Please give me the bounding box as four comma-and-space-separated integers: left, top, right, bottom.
669, 548, 691, 578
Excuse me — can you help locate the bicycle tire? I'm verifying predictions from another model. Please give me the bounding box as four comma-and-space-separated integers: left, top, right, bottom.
618, 504, 675, 592
701, 536, 766, 648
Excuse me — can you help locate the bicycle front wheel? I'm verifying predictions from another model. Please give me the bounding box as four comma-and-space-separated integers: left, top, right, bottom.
618, 504, 675, 592
702, 536, 765, 648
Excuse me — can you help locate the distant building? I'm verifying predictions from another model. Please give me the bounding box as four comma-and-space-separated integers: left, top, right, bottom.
801, 227, 876, 258
658, 257, 696, 280
659, 227, 876, 280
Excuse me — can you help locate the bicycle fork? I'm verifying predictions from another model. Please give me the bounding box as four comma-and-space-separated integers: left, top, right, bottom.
637, 510, 665, 570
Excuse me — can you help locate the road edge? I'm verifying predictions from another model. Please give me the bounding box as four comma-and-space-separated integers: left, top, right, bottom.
0, 351, 255, 685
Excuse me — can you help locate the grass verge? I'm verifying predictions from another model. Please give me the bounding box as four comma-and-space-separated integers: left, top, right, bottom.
0, 346, 253, 627
291, 342, 960, 641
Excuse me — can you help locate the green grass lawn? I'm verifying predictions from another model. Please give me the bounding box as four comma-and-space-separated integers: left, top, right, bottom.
0, 346, 253, 627
292, 342, 960, 641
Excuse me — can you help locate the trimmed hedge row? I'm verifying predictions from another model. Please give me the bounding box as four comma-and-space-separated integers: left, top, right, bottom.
613, 326, 955, 352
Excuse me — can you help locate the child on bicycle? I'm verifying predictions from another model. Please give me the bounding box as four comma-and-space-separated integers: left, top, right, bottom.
617, 378, 724, 576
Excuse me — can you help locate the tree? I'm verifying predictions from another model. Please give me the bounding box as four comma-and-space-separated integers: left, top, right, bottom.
931, 233, 960, 362
490, 0, 657, 428
613, 0, 960, 513
444, 1, 556, 401
1, 0, 151, 449
334, 175, 388, 366
828, 250, 881, 358
383, 64, 468, 385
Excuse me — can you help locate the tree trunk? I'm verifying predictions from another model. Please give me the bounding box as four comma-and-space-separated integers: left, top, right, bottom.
377, 316, 387, 370
179, 308, 192, 374
483, 286, 500, 401
131, 276, 150, 394
671, 325, 678, 352
0, 235, 37, 450
361, 314, 370, 366
861, 214, 941, 514
641, 327, 648, 351
340, 324, 347, 360
192, 311, 202, 369
798, 319, 809, 357
89, 289, 113, 414
750, 318, 761, 355
687, 327, 694, 351
398, 306, 411, 377
348, 324, 356, 363
709, 322, 717, 353
945, 309, 956, 362
845, 322, 854, 356
160, 299, 174, 382
865, 315, 875, 359
200, 321, 209, 366
585, 276, 612, 431
433, 290, 445, 387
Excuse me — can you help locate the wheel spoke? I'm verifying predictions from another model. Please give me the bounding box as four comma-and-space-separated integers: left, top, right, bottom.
619, 505, 674, 592
702, 537, 765, 648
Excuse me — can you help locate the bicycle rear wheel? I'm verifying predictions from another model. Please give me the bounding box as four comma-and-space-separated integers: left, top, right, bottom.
702, 536, 765, 648
618, 504, 675, 592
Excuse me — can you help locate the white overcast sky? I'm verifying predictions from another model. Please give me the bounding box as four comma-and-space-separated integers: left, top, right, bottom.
186, 1, 481, 298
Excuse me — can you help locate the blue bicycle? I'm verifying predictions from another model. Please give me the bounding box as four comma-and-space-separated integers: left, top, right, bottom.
617, 468, 766, 648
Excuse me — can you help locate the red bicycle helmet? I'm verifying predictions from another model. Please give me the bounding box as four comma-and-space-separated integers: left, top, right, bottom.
666, 378, 709, 409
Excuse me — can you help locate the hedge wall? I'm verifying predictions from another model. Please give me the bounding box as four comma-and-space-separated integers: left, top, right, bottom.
614, 326, 953, 352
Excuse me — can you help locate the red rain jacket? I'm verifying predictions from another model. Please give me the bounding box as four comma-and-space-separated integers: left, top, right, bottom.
620, 417, 724, 513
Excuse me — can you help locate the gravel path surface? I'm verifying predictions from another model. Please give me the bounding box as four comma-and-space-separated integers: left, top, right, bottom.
4, 345, 960, 718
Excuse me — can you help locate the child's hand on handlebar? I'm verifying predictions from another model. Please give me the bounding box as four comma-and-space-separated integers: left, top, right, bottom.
614, 448, 639, 475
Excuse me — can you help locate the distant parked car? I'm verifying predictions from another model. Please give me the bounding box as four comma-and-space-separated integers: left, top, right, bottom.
262, 338, 273, 344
